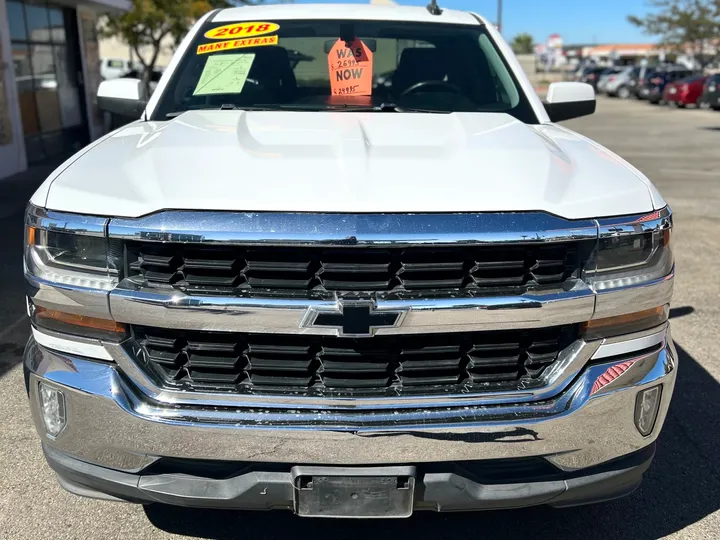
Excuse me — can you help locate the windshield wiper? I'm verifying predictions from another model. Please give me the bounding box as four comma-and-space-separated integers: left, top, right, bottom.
250, 102, 451, 113
165, 104, 279, 118
165, 103, 451, 118
326, 102, 450, 113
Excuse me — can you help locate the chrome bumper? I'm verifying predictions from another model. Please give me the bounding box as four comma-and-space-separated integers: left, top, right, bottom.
26, 325, 677, 474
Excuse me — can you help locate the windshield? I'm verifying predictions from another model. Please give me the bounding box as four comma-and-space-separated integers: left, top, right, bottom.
152, 18, 538, 122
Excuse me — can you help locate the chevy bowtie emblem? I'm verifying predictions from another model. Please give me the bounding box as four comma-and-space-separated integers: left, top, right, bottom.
302, 301, 405, 337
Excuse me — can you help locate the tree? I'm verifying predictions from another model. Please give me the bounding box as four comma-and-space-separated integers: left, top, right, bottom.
511, 33, 535, 54
100, 0, 240, 93
628, 0, 720, 67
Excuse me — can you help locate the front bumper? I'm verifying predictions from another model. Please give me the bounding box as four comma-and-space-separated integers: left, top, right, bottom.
25, 323, 677, 510
43, 441, 656, 511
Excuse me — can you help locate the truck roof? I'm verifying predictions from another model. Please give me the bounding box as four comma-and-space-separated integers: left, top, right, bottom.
213, 4, 484, 26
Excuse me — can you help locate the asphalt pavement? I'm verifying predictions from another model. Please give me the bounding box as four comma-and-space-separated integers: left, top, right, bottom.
0, 98, 718, 539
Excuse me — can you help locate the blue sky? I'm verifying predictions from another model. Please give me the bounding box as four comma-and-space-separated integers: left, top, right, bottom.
296, 0, 657, 45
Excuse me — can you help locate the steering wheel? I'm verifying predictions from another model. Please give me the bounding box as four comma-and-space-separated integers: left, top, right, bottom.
399, 80, 464, 97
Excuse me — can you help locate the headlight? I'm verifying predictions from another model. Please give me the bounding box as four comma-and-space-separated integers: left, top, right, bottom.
24, 205, 118, 290
588, 209, 673, 291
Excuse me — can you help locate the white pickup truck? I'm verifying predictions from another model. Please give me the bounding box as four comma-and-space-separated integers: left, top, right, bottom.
24, 4, 675, 517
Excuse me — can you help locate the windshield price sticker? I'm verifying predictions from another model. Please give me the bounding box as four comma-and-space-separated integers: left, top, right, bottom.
197, 35, 278, 55
328, 38, 373, 96
193, 53, 255, 95
205, 22, 279, 40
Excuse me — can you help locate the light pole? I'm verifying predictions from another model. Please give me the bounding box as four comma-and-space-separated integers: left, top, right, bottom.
497, 0, 503, 34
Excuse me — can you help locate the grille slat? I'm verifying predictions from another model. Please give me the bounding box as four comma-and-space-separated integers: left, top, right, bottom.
186, 352, 241, 369
132, 325, 576, 397
126, 243, 591, 294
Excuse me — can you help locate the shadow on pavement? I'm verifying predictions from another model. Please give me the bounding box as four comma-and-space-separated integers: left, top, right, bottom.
669, 306, 694, 319
144, 343, 720, 540
0, 193, 31, 379
0, 161, 66, 378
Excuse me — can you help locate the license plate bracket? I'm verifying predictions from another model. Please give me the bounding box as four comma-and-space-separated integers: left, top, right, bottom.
292, 466, 416, 518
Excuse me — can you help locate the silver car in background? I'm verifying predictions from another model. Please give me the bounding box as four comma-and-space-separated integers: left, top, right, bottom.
596, 67, 624, 94
600, 67, 641, 98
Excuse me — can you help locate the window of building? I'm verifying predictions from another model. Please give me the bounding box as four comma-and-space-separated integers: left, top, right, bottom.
7, 0, 88, 164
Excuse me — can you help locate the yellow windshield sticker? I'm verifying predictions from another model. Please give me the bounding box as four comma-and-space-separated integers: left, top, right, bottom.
205, 22, 279, 40
193, 54, 255, 96
197, 35, 278, 55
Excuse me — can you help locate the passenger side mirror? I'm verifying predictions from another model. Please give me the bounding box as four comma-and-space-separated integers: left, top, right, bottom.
97, 78, 148, 118
543, 82, 596, 122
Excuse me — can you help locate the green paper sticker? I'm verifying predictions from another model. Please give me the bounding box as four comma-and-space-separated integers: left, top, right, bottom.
193, 53, 256, 96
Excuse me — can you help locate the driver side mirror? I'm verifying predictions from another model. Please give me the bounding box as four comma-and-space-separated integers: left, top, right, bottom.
97, 78, 148, 118
543, 82, 596, 122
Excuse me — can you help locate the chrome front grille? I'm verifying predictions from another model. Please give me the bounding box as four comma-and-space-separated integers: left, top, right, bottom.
131, 325, 578, 397
124, 242, 594, 295
107, 211, 603, 399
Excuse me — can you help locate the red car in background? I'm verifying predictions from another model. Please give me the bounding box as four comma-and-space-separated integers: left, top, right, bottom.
663, 75, 710, 107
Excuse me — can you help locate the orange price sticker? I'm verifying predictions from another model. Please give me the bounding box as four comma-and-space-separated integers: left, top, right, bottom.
327, 39, 373, 97
205, 22, 279, 40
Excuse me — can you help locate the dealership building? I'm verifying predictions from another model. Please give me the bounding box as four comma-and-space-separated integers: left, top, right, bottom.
0, 0, 128, 180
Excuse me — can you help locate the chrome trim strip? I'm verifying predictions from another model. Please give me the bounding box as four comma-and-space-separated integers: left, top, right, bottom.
108, 275, 672, 335
591, 324, 667, 360
26, 204, 107, 237
596, 206, 672, 238
27, 274, 112, 319
32, 327, 114, 362
108, 279, 596, 334
594, 272, 674, 319
107, 211, 598, 246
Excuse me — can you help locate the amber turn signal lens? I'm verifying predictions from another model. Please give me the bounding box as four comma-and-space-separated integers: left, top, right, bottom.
581, 306, 668, 339
34, 307, 126, 333
26, 226, 37, 246
582, 306, 666, 331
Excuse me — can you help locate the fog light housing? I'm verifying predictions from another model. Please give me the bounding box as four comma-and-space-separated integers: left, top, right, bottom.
634, 385, 662, 436
38, 383, 66, 437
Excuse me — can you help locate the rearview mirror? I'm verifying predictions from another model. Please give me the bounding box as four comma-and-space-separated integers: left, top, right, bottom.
324, 38, 377, 54
97, 78, 148, 118
543, 82, 596, 122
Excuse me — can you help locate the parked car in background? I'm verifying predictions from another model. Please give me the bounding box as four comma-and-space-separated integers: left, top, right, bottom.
605, 66, 641, 98
663, 75, 710, 108
596, 67, 624, 94
641, 68, 695, 104
579, 66, 607, 91
100, 58, 135, 81
698, 74, 720, 110
635, 65, 691, 100
631, 66, 658, 99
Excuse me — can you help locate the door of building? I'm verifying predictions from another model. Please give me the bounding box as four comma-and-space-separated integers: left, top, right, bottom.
7, 0, 89, 164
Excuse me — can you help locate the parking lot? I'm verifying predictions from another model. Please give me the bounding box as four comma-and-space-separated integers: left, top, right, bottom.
0, 97, 718, 539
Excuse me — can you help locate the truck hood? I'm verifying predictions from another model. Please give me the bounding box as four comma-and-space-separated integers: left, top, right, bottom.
40, 110, 661, 219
